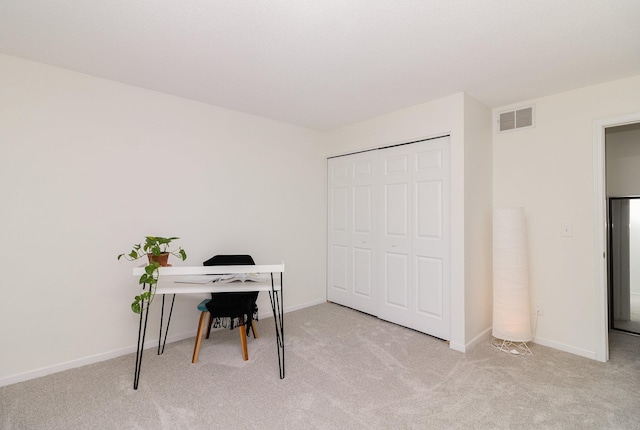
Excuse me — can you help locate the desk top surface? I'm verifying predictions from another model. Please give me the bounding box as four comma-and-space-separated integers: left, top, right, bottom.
132, 263, 284, 276
132, 264, 284, 295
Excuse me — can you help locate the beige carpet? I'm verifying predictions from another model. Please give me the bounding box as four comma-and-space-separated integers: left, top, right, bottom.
1, 302, 639, 429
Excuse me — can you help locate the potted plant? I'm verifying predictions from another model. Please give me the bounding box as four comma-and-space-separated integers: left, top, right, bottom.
118, 236, 187, 313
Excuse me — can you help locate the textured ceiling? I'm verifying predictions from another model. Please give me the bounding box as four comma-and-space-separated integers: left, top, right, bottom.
1, 0, 639, 130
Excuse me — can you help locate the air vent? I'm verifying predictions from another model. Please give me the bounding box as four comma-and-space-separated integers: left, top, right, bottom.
498, 106, 534, 133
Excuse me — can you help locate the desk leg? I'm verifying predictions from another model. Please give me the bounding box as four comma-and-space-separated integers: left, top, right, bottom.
158, 294, 176, 355
133, 291, 151, 390
269, 273, 285, 379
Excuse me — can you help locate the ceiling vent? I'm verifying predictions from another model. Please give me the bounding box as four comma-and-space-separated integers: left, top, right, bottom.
497, 106, 534, 133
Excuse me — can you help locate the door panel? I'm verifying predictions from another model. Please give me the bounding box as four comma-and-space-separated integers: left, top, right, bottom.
351, 153, 377, 314
355, 159, 372, 177
378, 137, 450, 339
384, 252, 409, 309
328, 157, 352, 306
385, 154, 409, 175
332, 187, 348, 232
327, 153, 377, 314
416, 180, 442, 239
417, 148, 442, 170
353, 247, 373, 297
354, 185, 373, 233
416, 256, 443, 317
412, 140, 450, 339
330, 245, 349, 293
385, 183, 409, 236
379, 146, 413, 326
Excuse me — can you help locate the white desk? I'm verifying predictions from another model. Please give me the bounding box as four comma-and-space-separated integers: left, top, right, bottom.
132, 264, 285, 390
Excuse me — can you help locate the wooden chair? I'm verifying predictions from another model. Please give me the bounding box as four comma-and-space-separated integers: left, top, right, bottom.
192, 255, 259, 363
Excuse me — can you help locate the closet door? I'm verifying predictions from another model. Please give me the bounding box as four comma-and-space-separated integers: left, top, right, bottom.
327, 152, 377, 314
377, 145, 412, 326
378, 137, 450, 339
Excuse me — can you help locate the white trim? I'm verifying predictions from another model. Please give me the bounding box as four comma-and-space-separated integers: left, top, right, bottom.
449, 341, 466, 353
593, 111, 640, 363
282, 298, 327, 313
461, 326, 492, 352
0, 330, 194, 388
532, 336, 597, 360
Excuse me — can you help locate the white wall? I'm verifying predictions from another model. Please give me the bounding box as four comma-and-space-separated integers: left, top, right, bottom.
493, 74, 640, 358
462, 94, 493, 345
325, 93, 493, 352
0, 54, 327, 385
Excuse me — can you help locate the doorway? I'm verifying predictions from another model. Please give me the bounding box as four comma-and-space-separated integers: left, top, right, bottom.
605, 122, 640, 336
608, 197, 640, 334
594, 112, 640, 362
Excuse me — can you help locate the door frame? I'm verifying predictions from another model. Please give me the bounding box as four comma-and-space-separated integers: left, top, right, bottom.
593, 111, 640, 362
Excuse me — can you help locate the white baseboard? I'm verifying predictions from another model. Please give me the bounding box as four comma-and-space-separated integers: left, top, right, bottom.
531, 335, 597, 360
449, 341, 466, 353
448, 325, 597, 361
0, 330, 198, 388
467, 327, 493, 351
279, 298, 326, 314
448, 326, 492, 353
0, 300, 326, 388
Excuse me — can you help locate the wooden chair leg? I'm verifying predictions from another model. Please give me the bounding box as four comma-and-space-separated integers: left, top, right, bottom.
251, 320, 259, 339
239, 316, 248, 361
205, 312, 213, 339
192, 311, 207, 364
239, 326, 249, 361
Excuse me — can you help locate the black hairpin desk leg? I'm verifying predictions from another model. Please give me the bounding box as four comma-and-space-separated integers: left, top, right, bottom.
269, 273, 285, 379
133, 286, 151, 390
158, 294, 176, 355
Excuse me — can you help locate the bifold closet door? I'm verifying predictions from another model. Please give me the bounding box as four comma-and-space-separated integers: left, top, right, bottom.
327, 136, 451, 340
378, 137, 450, 340
327, 152, 378, 315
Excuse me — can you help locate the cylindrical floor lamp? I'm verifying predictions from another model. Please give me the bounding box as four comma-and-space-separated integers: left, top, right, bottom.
492, 207, 532, 355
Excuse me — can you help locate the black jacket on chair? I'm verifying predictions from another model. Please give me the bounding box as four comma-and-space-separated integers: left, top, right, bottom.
203, 254, 258, 334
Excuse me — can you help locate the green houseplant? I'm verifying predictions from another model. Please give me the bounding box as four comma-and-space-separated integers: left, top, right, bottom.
118, 236, 187, 313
